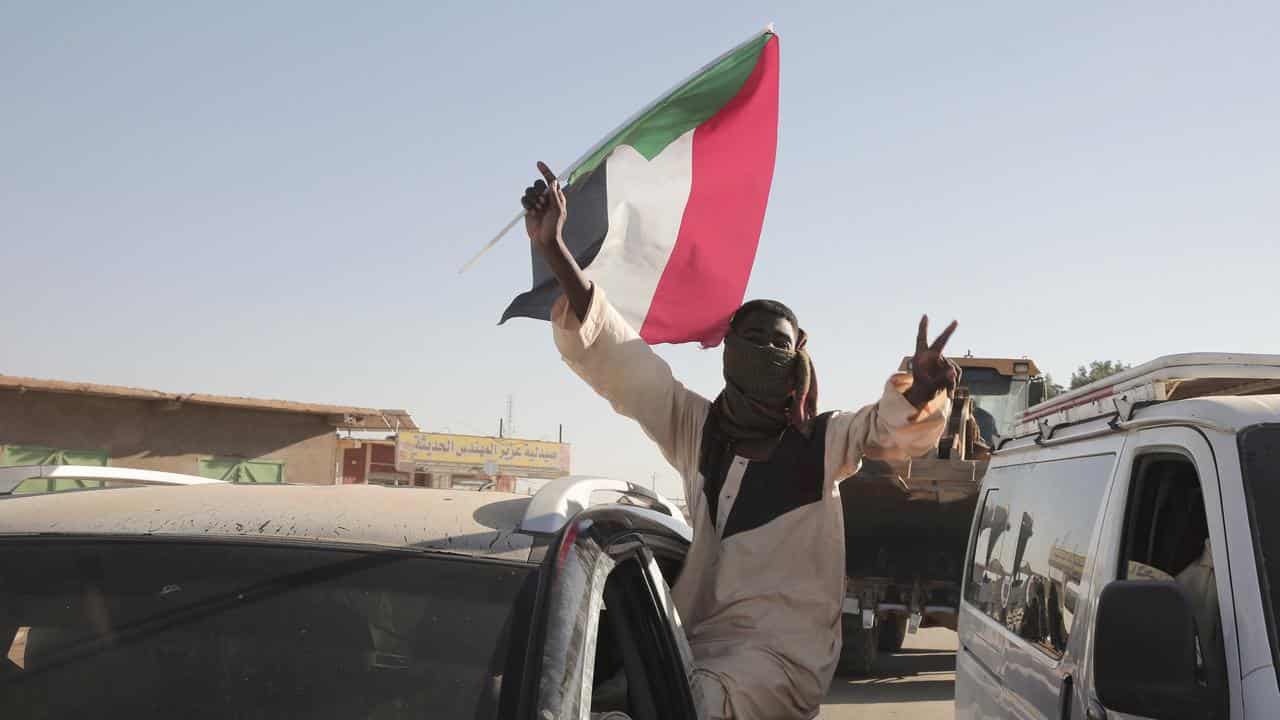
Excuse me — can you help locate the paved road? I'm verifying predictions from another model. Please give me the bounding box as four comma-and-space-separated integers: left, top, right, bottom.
822, 627, 958, 720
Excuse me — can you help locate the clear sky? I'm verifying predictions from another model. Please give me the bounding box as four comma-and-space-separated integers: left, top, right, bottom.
4, 2, 1278, 500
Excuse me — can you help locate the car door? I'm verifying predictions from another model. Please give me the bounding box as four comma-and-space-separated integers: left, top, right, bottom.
622, 545, 699, 714
636, 537, 699, 704
529, 508, 697, 720
1081, 426, 1240, 720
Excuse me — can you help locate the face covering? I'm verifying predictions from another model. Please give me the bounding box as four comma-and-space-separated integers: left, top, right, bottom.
715, 331, 817, 443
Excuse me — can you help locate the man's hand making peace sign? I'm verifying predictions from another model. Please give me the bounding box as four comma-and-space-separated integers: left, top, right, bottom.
905, 316, 961, 408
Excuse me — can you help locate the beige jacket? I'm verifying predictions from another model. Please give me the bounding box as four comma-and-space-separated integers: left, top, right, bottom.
553, 287, 949, 719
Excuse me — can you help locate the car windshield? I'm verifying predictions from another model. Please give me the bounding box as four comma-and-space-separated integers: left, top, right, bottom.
1240, 424, 1280, 685
963, 368, 1029, 444
0, 539, 535, 719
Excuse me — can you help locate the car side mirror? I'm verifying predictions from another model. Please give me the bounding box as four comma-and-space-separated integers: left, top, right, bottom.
1094, 580, 1226, 720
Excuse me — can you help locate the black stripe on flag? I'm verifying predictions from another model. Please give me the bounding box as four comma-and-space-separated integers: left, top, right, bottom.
500, 164, 609, 324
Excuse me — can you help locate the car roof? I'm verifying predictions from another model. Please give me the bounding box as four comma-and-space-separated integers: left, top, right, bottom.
0, 483, 536, 562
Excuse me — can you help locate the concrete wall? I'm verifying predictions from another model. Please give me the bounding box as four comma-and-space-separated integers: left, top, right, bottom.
0, 389, 339, 484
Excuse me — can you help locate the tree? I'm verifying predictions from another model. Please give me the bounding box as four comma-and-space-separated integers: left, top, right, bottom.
1070, 360, 1131, 390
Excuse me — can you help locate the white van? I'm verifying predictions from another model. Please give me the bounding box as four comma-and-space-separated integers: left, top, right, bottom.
955, 353, 1280, 720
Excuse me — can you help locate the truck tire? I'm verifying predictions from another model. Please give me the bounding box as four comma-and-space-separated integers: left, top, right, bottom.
878, 616, 908, 652
839, 622, 879, 676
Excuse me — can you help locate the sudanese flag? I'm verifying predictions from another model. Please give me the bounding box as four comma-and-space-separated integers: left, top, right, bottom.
501, 30, 780, 347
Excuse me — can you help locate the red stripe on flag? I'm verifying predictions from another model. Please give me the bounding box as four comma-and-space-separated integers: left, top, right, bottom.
638, 36, 780, 347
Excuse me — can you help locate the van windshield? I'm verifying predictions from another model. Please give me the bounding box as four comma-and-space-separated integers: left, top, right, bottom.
1239, 424, 1280, 685
0, 539, 534, 719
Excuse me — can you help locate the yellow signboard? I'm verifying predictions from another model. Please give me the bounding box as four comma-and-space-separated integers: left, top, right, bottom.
395, 432, 570, 479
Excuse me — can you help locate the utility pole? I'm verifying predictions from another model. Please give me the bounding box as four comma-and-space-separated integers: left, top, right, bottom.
506, 395, 515, 439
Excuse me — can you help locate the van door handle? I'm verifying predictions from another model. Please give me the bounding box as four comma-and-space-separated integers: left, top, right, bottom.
1086, 695, 1107, 720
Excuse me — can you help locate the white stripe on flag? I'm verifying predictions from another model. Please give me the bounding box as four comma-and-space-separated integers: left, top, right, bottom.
583, 130, 696, 332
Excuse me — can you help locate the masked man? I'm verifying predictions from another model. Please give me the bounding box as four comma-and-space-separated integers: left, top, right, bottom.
522, 164, 959, 719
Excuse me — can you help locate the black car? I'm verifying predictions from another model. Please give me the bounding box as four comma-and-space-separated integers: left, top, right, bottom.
0, 470, 696, 720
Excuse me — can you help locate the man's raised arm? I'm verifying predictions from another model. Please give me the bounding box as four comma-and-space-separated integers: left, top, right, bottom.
523, 163, 709, 482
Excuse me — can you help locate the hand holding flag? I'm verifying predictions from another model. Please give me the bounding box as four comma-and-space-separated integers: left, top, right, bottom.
497, 28, 781, 348
521, 162, 566, 257
521, 162, 593, 323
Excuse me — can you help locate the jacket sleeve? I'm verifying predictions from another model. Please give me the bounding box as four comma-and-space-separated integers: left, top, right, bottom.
553, 285, 710, 500
825, 373, 951, 482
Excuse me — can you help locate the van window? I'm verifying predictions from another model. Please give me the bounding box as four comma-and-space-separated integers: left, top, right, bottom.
966, 454, 1114, 659
1239, 424, 1280, 687
1119, 451, 1225, 693
965, 488, 1011, 620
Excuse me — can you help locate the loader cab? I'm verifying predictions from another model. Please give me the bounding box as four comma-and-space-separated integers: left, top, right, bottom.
900, 356, 1041, 449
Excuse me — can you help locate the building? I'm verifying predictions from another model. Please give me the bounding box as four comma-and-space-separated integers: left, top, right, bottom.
339, 436, 523, 491
340, 430, 572, 491
338, 436, 477, 488
0, 374, 417, 485
339, 436, 521, 490
339, 437, 412, 487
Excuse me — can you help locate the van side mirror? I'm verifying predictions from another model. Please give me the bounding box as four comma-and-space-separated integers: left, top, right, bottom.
1094, 581, 1226, 720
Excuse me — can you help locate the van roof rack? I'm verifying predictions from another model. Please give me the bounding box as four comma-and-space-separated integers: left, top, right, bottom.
0, 465, 226, 496
1015, 353, 1280, 439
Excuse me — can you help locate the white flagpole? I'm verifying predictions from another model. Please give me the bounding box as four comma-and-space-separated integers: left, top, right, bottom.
458, 24, 776, 275
459, 209, 525, 274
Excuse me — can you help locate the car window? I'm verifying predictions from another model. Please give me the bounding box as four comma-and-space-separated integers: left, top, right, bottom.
0, 539, 534, 720
590, 557, 694, 720
966, 454, 1114, 659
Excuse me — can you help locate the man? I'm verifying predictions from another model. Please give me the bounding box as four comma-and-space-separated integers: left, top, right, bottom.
1176, 538, 1224, 691
521, 163, 959, 719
